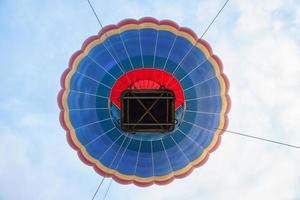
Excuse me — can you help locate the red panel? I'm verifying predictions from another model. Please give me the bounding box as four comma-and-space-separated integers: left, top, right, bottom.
110, 68, 185, 109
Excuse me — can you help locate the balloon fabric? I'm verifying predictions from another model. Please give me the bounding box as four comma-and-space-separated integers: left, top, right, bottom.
58, 17, 230, 186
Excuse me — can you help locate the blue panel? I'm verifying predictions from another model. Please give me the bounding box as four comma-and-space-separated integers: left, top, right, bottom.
70, 73, 99, 94
115, 147, 139, 175
154, 30, 177, 69
75, 121, 115, 146
94, 133, 125, 167
164, 139, 190, 171
174, 46, 207, 80
140, 28, 157, 67
180, 61, 216, 91
120, 30, 143, 68
69, 109, 110, 129
67, 91, 107, 109
164, 36, 194, 73
84, 128, 119, 160
184, 77, 221, 99
77, 56, 116, 88
153, 146, 172, 176
184, 111, 219, 130
135, 151, 153, 177
186, 96, 222, 113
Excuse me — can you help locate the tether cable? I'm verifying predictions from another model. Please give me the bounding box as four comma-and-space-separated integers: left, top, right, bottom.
102, 179, 113, 200
217, 128, 300, 150
87, 0, 104, 27
200, 0, 230, 38
91, 177, 105, 200
185, 119, 300, 150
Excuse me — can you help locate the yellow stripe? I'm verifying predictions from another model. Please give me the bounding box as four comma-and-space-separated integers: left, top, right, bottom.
61, 21, 229, 184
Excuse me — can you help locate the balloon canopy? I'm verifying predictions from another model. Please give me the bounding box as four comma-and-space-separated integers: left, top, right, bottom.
58, 17, 230, 186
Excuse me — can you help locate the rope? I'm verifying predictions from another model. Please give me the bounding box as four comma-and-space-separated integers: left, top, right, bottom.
91, 177, 105, 200
102, 179, 113, 200
183, 118, 300, 150
218, 128, 300, 150
87, 0, 104, 27
200, 0, 230, 39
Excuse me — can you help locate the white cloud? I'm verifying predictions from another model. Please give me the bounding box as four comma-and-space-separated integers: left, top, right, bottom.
1, 0, 300, 199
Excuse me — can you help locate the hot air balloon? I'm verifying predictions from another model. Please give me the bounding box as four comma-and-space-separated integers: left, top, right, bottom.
58, 17, 230, 186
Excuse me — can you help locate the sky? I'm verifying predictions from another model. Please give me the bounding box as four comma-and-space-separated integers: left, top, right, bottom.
1, 0, 300, 199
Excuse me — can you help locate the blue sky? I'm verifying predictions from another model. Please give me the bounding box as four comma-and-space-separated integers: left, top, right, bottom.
1, 0, 300, 199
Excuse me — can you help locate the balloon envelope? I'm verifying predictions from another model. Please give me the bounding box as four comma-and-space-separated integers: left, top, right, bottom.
58, 17, 230, 186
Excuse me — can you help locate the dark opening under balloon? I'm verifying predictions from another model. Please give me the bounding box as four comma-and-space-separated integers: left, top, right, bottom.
120, 89, 175, 133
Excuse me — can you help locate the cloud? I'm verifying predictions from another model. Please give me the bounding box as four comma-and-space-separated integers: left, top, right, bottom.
1, 0, 300, 199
